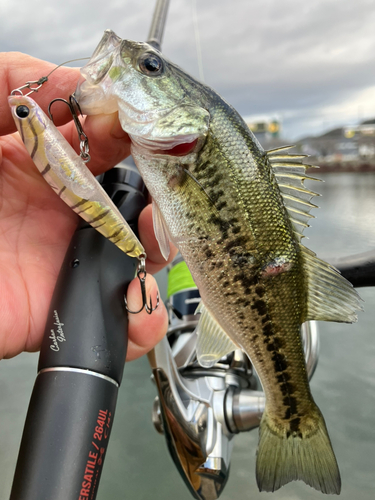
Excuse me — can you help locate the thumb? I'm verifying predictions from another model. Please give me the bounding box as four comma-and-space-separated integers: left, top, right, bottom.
125, 274, 168, 361
68, 112, 131, 175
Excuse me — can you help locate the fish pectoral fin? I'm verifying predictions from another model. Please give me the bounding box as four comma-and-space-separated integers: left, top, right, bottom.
301, 245, 363, 323
152, 199, 172, 260
195, 302, 238, 368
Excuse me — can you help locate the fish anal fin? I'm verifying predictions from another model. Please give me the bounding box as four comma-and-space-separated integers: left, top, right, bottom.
301, 245, 363, 323
196, 303, 238, 368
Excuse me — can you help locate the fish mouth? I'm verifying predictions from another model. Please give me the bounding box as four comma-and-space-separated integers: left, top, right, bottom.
130, 134, 200, 157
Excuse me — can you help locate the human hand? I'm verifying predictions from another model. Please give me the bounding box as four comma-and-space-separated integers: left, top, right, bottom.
0, 52, 177, 361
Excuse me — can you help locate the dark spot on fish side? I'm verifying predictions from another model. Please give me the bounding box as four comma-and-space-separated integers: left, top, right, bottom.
208, 214, 230, 239
255, 286, 265, 297
225, 237, 247, 252
209, 189, 225, 204
289, 418, 301, 435
216, 201, 227, 210
236, 297, 251, 307
234, 273, 257, 289
280, 382, 296, 396
272, 352, 288, 372
251, 300, 267, 316
262, 314, 271, 324
231, 251, 253, 268
277, 372, 291, 383
283, 396, 297, 415
272, 337, 285, 349
263, 323, 273, 336
229, 217, 239, 225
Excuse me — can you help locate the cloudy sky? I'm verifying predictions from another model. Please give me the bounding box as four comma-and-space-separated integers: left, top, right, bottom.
2, 0, 375, 139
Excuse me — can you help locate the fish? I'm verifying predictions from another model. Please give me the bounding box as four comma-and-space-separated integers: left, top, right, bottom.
76, 30, 362, 494
8, 94, 145, 259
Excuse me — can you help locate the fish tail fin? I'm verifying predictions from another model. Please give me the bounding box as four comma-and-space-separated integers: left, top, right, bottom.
256, 406, 341, 494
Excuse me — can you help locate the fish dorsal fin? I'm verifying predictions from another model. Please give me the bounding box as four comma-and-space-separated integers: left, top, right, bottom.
301, 245, 363, 323
267, 147, 363, 322
152, 199, 172, 261
195, 302, 238, 368
267, 146, 320, 241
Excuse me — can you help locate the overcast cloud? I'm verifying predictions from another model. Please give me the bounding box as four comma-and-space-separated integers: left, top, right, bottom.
2, 0, 375, 139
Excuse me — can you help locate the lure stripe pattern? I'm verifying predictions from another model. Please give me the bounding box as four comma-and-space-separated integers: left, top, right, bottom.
9, 95, 145, 259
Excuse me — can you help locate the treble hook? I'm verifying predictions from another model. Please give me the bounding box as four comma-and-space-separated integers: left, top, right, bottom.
125, 255, 160, 315
48, 94, 91, 163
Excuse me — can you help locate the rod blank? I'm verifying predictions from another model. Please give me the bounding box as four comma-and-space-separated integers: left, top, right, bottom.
147, 0, 170, 50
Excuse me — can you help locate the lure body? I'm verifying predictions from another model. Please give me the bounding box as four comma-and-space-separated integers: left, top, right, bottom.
8, 95, 144, 259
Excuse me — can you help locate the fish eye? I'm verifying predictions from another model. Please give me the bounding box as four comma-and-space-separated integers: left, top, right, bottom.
139, 53, 164, 76
16, 105, 30, 118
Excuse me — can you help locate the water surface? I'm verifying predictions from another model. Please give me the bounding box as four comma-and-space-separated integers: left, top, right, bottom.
1, 173, 374, 499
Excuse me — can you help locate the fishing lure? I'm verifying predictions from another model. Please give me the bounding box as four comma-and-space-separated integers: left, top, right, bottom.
8, 89, 157, 314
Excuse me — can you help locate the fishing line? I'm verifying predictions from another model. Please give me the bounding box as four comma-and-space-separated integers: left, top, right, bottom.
191, 0, 205, 83
44, 57, 91, 78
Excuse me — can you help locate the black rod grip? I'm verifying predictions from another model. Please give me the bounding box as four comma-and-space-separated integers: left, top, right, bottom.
10, 370, 118, 500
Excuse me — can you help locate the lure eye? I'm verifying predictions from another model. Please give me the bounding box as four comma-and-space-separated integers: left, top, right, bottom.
16, 105, 30, 118
139, 53, 164, 76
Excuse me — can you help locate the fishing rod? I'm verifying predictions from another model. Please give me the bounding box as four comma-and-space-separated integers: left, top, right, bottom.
9, 2, 170, 500
147, 0, 170, 50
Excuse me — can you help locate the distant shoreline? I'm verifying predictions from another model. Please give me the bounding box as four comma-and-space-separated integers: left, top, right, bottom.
307, 162, 375, 173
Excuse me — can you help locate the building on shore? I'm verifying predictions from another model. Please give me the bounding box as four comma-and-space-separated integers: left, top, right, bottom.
296, 119, 375, 172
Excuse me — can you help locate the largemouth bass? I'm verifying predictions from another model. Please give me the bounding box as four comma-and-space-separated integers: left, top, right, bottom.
8, 94, 144, 258
76, 30, 362, 494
